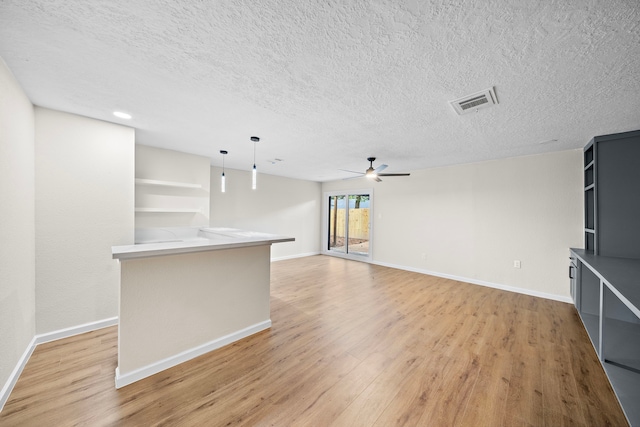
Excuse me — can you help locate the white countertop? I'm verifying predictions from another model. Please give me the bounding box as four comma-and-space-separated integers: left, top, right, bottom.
112, 227, 294, 260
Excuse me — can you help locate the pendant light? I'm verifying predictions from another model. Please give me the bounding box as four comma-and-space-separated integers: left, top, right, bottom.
220, 150, 228, 193
250, 136, 260, 190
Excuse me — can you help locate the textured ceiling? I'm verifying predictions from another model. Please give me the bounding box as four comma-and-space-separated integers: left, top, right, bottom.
1, 0, 639, 181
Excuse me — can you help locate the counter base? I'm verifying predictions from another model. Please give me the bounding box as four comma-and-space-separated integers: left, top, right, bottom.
115, 319, 271, 388
117, 244, 272, 387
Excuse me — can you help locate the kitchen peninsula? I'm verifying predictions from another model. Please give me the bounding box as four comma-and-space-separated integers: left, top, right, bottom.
112, 227, 294, 388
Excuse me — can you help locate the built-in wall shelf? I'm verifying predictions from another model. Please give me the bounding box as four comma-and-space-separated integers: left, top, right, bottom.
572, 248, 640, 426
134, 145, 210, 228
135, 207, 201, 213
571, 129, 640, 427
582, 130, 640, 257
135, 178, 203, 190
135, 178, 204, 215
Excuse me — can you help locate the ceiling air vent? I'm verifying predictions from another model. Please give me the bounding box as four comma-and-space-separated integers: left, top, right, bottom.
449, 87, 498, 115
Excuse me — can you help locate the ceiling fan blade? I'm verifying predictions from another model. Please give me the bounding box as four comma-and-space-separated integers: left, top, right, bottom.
374, 164, 388, 174
374, 176, 382, 182
338, 169, 365, 175
378, 173, 410, 177
342, 175, 365, 181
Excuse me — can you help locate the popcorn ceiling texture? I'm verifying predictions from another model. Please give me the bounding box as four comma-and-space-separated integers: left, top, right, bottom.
0, 0, 638, 181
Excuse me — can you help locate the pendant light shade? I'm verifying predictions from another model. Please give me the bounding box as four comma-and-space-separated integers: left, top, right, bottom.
220, 150, 228, 193
252, 164, 257, 190
251, 136, 259, 190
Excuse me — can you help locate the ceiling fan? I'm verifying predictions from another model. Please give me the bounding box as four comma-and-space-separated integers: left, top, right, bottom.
340, 157, 411, 182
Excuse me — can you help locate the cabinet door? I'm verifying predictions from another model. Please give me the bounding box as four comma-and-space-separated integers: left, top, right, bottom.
596, 133, 640, 258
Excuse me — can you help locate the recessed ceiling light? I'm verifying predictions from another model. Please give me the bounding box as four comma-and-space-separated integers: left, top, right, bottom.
113, 111, 132, 119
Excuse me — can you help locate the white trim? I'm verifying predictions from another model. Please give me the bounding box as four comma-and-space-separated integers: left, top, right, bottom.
271, 251, 320, 262
0, 336, 36, 412
370, 260, 572, 304
114, 319, 271, 389
34, 317, 118, 345
0, 316, 118, 412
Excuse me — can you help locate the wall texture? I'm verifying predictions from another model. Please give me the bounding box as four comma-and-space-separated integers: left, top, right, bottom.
35, 108, 134, 334
0, 59, 36, 404
210, 167, 321, 260
322, 150, 583, 300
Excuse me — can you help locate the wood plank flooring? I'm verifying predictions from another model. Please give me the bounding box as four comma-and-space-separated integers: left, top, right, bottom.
0, 255, 628, 426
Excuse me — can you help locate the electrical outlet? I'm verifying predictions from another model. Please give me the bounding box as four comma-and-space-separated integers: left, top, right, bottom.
514, 260, 521, 269
421, 253, 427, 261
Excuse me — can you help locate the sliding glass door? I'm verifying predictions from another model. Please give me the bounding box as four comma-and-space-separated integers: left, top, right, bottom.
325, 190, 372, 260
328, 195, 347, 253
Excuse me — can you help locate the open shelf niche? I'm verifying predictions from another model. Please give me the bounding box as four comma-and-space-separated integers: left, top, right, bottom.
135, 145, 211, 228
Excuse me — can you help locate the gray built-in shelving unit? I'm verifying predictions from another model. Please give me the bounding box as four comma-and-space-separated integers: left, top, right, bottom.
571, 129, 640, 426
583, 130, 640, 257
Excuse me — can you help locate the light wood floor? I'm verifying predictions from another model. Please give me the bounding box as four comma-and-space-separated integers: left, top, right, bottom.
0, 255, 628, 426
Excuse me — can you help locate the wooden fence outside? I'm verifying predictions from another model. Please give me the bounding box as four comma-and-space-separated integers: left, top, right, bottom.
329, 208, 369, 240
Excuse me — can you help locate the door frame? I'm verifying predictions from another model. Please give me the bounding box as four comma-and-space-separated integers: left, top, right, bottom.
322, 189, 373, 262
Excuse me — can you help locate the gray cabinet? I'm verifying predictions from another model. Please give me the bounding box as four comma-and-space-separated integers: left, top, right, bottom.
584, 130, 640, 257
572, 129, 640, 426
571, 250, 640, 426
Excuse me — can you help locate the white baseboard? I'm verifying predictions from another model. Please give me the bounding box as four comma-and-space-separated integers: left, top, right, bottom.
115, 319, 272, 389
271, 251, 320, 262
35, 316, 118, 345
0, 336, 36, 412
0, 316, 118, 413
271, 253, 571, 303
370, 260, 573, 304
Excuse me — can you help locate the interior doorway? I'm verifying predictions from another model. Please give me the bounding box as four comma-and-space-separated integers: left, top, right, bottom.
324, 190, 372, 261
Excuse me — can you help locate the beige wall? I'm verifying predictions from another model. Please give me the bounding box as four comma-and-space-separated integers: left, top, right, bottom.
210, 167, 321, 260
135, 144, 210, 229
0, 59, 36, 401
118, 245, 271, 377
35, 108, 134, 334
323, 150, 583, 300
